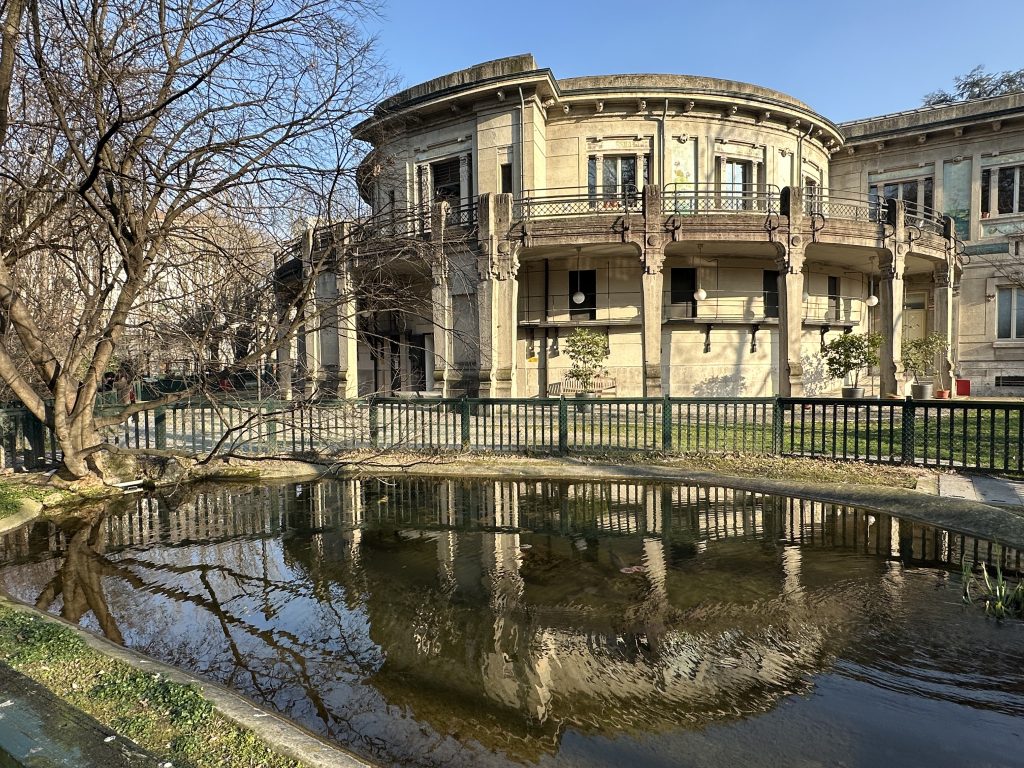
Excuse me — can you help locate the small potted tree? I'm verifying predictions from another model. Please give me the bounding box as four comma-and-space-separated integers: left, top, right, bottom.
821, 332, 882, 398
902, 333, 949, 400
563, 327, 608, 408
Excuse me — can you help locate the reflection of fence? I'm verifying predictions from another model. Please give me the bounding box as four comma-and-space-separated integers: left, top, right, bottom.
7, 396, 1024, 474
5, 478, 1018, 576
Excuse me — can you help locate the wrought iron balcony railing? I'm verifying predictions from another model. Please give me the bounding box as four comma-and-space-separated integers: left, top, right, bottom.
515, 186, 643, 219
803, 188, 885, 224
663, 183, 780, 215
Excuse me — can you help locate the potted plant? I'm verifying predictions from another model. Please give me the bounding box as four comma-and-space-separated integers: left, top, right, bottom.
902, 333, 949, 400
563, 327, 609, 408
821, 332, 882, 398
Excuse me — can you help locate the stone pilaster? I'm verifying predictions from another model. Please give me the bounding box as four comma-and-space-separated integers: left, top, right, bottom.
640, 185, 666, 397
476, 193, 519, 398
933, 260, 955, 392
879, 200, 907, 398
275, 300, 294, 401
430, 241, 452, 397
776, 241, 806, 397
315, 269, 340, 396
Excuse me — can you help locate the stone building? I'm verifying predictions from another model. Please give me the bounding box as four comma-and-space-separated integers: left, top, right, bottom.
278, 54, 1024, 399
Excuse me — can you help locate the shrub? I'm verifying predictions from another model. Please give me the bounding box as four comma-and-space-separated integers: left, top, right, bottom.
821, 332, 882, 388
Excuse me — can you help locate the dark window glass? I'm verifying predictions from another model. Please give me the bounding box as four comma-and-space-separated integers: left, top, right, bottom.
998, 167, 1015, 214
588, 156, 597, 201
569, 269, 597, 320
982, 169, 991, 215
431, 158, 461, 205
670, 268, 697, 317
901, 180, 918, 217
998, 287, 1012, 339
1017, 288, 1024, 339
763, 270, 779, 318
500, 163, 513, 195
883, 183, 898, 201
923, 177, 934, 212
827, 276, 840, 321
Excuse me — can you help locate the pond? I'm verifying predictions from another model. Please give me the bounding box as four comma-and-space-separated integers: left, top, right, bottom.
1, 478, 1022, 768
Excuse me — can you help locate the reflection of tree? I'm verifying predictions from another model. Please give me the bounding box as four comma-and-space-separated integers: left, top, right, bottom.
35, 513, 135, 644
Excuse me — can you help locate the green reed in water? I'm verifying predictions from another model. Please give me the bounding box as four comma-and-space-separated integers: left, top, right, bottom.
962, 558, 1024, 620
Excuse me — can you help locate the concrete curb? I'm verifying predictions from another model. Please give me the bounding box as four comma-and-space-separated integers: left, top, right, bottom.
0, 596, 375, 768
0, 498, 43, 536
346, 458, 1024, 552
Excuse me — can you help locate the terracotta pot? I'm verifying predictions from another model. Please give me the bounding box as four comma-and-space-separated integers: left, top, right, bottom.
934, 389, 950, 399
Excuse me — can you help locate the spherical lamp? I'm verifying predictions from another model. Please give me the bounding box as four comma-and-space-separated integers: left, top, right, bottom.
865, 294, 879, 307
693, 288, 708, 301
572, 291, 586, 305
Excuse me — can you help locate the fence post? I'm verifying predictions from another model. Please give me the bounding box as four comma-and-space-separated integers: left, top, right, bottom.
901, 396, 916, 465
558, 397, 568, 455
661, 395, 672, 452
771, 397, 784, 455
369, 398, 379, 449
154, 407, 167, 450
460, 397, 471, 449
23, 412, 46, 469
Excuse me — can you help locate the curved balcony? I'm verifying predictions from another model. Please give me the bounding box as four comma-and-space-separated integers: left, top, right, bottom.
514, 186, 642, 219
663, 183, 780, 216
664, 291, 864, 326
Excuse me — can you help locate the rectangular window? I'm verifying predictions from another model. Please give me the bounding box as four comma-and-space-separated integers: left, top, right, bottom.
827, 275, 840, 321
430, 158, 461, 206
723, 160, 751, 210
997, 286, 1024, 339
763, 270, 779, 318
982, 169, 991, 217
670, 268, 697, 317
569, 269, 597, 320
588, 156, 598, 203
500, 163, 514, 195
871, 177, 933, 220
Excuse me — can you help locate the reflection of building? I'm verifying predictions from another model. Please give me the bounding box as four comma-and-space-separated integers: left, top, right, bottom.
278, 55, 992, 399
1, 478, 1018, 768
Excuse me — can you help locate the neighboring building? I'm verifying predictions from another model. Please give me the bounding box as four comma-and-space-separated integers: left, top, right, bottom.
834, 94, 1024, 396
280, 54, 1011, 399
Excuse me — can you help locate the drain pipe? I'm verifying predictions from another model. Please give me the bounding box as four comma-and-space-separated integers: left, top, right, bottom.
518, 87, 526, 194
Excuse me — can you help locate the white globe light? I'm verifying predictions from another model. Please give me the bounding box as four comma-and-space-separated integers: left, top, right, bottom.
802, 291, 810, 303
866, 294, 879, 307
693, 288, 708, 301
572, 291, 586, 305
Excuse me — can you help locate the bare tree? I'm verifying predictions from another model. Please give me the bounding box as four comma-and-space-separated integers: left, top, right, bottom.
0, 0, 391, 481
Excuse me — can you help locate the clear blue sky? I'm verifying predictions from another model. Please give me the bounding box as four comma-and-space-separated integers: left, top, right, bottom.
367, 0, 1024, 123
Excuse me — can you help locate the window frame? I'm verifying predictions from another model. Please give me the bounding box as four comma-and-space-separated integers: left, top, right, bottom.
870, 175, 933, 220
997, 285, 1024, 340
982, 165, 1024, 217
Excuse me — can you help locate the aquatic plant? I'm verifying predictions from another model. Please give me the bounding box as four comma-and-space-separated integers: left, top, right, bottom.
962, 559, 1024, 620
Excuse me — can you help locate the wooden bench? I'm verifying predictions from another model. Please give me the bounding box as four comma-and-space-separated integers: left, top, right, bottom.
547, 376, 617, 397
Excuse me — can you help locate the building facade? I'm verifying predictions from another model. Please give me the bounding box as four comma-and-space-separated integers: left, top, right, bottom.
280, 54, 1024, 399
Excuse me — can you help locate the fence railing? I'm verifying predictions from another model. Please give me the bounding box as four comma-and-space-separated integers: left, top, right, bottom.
515, 186, 643, 219
804, 188, 885, 224
663, 183, 780, 215
7, 396, 1024, 475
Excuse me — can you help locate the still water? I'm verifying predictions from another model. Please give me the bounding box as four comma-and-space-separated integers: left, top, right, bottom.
1, 478, 1022, 768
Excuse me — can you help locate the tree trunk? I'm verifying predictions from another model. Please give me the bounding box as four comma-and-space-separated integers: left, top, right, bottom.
54, 410, 107, 481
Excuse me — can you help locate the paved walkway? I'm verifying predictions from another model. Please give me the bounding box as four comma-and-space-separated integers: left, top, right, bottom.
0, 663, 154, 767
934, 473, 1024, 507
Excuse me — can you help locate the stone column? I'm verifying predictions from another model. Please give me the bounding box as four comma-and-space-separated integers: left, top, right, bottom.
335, 245, 359, 400
641, 251, 665, 398
776, 235, 806, 397
316, 270, 341, 397
430, 248, 452, 397
933, 260, 955, 392
477, 193, 519, 398
275, 299, 294, 400
879, 252, 907, 398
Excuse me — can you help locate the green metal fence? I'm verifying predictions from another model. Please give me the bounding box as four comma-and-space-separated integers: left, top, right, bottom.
5, 395, 1024, 473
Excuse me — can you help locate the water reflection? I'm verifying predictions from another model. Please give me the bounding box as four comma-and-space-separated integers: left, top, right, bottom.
1, 479, 1022, 768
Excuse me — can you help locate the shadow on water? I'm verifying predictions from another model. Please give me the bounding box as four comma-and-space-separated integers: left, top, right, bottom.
1, 478, 1023, 768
